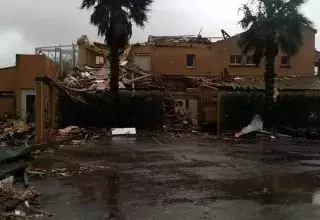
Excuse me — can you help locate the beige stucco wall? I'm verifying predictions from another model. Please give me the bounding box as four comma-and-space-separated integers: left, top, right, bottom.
130, 27, 316, 76
78, 44, 106, 68
0, 67, 16, 91
0, 55, 57, 117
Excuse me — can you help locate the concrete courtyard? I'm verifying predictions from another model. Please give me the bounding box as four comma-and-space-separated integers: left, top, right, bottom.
30, 136, 320, 219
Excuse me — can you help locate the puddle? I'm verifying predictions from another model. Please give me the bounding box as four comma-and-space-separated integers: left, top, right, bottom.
213, 172, 320, 205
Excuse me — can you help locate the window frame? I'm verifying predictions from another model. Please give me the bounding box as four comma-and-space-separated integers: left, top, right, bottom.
186, 54, 196, 68
280, 56, 290, 67
230, 55, 243, 66
246, 55, 256, 66
95, 56, 104, 65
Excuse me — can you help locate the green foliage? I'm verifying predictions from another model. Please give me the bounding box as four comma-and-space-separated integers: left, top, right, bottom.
220, 92, 265, 131
58, 91, 164, 130
238, 0, 313, 63
238, 0, 313, 129
275, 95, 320, 128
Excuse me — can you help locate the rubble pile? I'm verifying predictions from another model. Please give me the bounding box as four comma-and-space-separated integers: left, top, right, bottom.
0, 176, 52, 219
0, 120, 34, 147
59, 64, 163, 92
62, 65, 111, 91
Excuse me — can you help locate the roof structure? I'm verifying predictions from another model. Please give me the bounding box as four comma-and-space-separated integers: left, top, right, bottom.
147, 35, 213, 45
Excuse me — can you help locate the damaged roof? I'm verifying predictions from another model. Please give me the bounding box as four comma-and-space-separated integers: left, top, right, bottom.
77, 35, 108, 54
147, 35, 212, 45
193, 75, 320, 91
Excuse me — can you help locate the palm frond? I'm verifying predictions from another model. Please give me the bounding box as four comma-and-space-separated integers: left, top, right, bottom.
238, 0, 313, 58
80, 0, 97, 9
126, 0, 153, 27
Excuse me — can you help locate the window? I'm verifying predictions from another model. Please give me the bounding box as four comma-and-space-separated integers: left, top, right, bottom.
96, 56, 104, 65
186, 54, 195, 68
246, 55, 255, 65
230, 55, 243, 65
133, 54, 150, 71
176, 101, 183, 107
281, 56, 290, 66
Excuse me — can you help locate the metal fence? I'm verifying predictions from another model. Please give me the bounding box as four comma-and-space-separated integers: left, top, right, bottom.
35, 44, 79, 76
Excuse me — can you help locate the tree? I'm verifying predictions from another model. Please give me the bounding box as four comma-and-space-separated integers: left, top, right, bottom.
238, 0, 313, 129
81, 0, 153, 92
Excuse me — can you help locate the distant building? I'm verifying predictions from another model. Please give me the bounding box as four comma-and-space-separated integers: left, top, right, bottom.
129, 26, 317, 76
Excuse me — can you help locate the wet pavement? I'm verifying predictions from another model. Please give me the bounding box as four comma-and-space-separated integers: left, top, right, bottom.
30, 136, 320, 219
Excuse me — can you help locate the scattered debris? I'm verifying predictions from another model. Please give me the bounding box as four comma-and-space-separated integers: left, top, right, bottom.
0, 120, 34, 147
0, 176, 52, 218
27, 165, 109, 178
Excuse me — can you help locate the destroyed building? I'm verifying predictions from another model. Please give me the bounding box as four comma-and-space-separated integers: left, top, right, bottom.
77, 35, 108, 68
128, 26, 317, 75
0, 25, 320, 140
64, 26, 320, 132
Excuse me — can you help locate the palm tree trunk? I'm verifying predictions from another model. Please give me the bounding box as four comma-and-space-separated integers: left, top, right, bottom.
109, 44, 120, 126
109, 45, 120, 92
264, 54, 276, 131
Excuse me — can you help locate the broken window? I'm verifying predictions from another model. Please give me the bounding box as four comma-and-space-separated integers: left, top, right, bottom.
186, 54, 195, 68
96, 56, 104, 65
281, 56, 290, 66
230, 55, 243, 65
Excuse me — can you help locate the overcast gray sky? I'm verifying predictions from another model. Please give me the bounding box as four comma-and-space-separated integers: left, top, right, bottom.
0, 0, 319, 67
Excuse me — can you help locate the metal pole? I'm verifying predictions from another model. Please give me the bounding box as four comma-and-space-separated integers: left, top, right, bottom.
72, 43, 76, 68
59, 45, 63, 77
54, 47, 57, 63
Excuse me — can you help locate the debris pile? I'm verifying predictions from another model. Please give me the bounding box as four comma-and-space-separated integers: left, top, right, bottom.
58, 126, 83, 136
0, 119, 34, 147
61, 65, 110, 91
0, 176, 52, 218
58, 64, 163, 92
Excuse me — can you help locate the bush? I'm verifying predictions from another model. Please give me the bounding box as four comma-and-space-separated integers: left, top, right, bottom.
219, 92, 264, 131
220, 92, 320, 131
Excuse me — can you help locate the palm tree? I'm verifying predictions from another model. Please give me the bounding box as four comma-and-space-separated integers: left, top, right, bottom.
81, 0, 153, 92
238, 0, 313, 130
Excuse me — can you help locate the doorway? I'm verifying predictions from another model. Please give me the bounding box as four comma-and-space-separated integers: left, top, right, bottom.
21, 90, 36, 122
